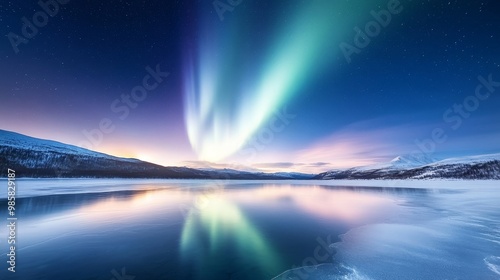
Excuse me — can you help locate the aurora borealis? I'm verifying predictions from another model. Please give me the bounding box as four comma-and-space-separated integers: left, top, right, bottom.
2, 0, 500, 172
183, 1, 379, 161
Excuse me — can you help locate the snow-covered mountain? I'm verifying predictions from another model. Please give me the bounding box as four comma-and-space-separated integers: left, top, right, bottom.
389, 154, 436, 169
2, 129, 498, 180
0, 130, 301, 179
316, 153, 500, 180
198, 167, 314, 179
0, 129, 141, 164
0, 129, 209, 178
349, 154, 437, 172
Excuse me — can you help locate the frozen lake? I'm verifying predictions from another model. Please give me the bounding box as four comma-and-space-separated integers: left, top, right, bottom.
0, 179, 499, 279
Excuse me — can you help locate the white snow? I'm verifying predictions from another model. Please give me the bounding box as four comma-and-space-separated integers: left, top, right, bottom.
428, 153, 500, 166
0, 129, 139, 162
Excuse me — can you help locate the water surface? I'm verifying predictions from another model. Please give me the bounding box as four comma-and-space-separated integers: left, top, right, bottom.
0, 179, 499, 279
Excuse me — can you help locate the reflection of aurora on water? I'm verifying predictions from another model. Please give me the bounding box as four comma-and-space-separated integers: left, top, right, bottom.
180, 196, 284, 278
177, 185, 397, 279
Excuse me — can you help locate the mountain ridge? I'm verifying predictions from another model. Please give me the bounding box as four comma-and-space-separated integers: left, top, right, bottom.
0, 129, 309, 179
315, 153, 500, 180
1, 129, 498, 179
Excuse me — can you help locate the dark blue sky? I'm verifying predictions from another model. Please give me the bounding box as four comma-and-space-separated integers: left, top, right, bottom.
1, 0, 499, 172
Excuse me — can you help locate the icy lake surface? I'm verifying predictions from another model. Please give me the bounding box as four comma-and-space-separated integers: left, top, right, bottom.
0, 179, 499, 280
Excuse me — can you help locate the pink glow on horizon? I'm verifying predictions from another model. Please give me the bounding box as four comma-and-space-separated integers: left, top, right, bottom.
294, 124, 413, 170
233, 185, 396, 223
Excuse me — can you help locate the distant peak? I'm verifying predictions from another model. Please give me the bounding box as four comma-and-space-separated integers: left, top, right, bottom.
390, 156, 402, 162
390, 154, 436, 167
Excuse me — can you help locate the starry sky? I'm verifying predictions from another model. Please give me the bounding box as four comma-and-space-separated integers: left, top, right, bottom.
1, 0, 500, 173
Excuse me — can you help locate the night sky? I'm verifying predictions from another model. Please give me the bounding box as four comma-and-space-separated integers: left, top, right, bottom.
1, 0, 500, 173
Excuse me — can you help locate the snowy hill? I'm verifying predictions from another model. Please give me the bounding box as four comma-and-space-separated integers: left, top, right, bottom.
316, 153, 500, 180
0, 130, 298, 179
2, 129, 497, 180
199, 167, 314, 179
351, 154, 436, 172
389, 154, 436, 169
0, 129, 210, 178
0, 129, 140, 164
